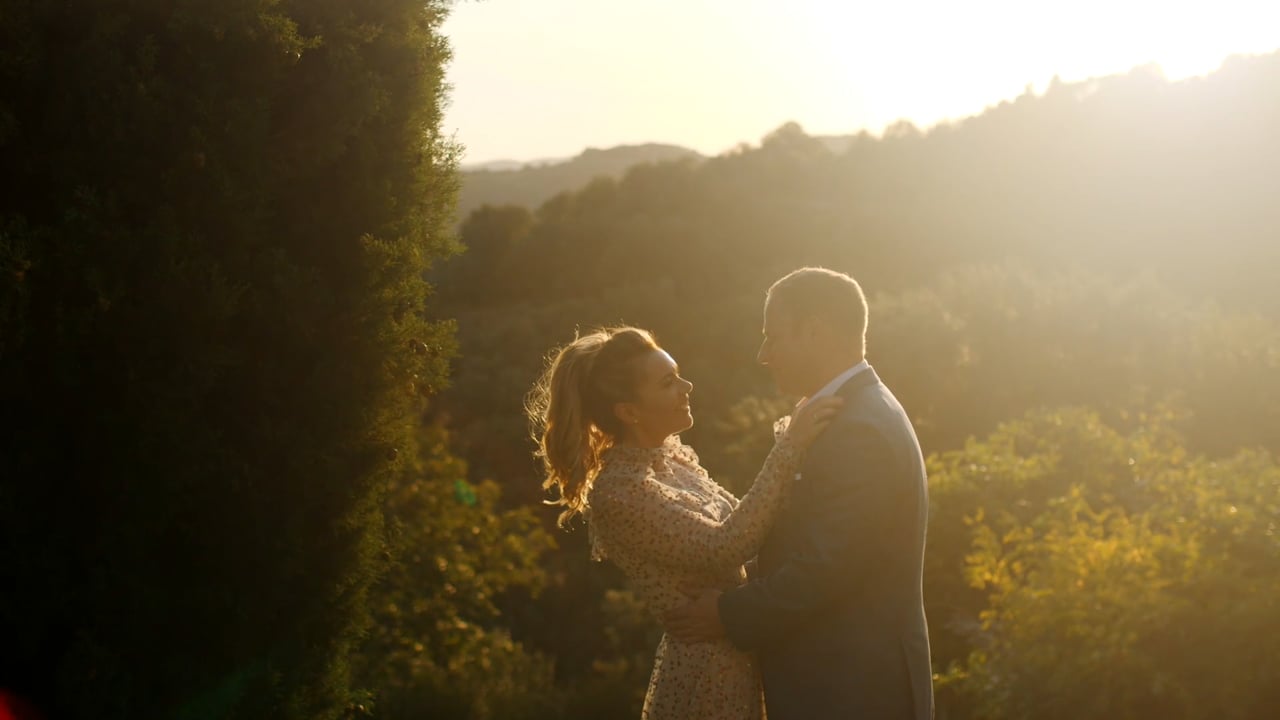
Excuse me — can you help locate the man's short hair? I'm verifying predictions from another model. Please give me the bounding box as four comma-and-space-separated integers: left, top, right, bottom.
767, 267, 868, 354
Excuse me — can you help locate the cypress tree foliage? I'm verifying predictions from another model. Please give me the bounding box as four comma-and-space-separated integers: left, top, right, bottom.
354, 422, 559, 720
0, 1, 457, 717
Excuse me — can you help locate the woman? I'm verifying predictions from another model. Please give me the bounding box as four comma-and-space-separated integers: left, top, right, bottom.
526, 326, 840, 719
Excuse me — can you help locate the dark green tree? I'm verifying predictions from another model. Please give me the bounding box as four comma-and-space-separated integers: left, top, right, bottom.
442, 204, 534, 305
0, 1, 456, 717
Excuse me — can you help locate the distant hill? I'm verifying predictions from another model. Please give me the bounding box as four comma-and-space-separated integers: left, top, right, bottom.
456, 143, 703, 220
813, 133, 863, 154
462, 159, 537, 172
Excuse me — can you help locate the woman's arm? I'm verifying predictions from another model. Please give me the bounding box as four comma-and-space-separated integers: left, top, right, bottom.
590, 435, 803, 575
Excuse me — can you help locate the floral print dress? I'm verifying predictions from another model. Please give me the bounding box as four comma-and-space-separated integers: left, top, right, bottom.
586, 428, 801, 720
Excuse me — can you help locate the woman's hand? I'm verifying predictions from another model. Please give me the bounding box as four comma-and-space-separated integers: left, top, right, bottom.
783, 396, 844, 450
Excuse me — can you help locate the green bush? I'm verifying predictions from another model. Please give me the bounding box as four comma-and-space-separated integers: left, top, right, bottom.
355, 423, 558, 720
928, 409, 1280, 719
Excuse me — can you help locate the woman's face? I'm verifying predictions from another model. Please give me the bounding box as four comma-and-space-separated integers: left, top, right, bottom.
616, 349, 694, 446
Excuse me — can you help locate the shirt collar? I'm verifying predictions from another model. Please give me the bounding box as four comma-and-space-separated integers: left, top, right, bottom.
801, 360, 870, 409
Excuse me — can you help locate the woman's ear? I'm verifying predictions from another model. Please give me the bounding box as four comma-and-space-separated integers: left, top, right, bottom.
613, 401, 638, 427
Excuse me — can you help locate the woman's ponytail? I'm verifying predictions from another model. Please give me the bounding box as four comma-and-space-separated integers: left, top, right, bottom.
526, 327, 657, 526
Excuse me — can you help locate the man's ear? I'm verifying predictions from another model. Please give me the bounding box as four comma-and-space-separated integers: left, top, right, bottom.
799, 315, 825, 344
802, 316, 841, 353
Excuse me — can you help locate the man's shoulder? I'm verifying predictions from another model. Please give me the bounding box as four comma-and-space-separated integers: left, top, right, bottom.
836, 382, 900, 430
806, 409, 892, 467
811, 380, 919, 466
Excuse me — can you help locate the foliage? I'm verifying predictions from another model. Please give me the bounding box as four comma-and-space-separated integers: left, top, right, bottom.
0, 0, 456, 716
355, 423, 558, 720
872, 264, 1280, 455
928, 409, 1280, 719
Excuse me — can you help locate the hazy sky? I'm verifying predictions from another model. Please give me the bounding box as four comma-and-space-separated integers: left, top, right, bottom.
442, 0, 1280, 164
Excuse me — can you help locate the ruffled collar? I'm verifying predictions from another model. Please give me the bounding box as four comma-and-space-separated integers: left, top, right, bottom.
601, 430, 711, 471
588, 435, 714, 563
601, 434, 688, 464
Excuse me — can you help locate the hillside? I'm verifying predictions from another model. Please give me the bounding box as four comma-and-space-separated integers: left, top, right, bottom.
456, 142, 702, 219
436, 49, 1280, 533
433, 51, 1280, 720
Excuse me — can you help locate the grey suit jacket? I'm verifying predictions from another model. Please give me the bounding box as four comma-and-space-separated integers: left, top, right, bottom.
719, 366, 934, 720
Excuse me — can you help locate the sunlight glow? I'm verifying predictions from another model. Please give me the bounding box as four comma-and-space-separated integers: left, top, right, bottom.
443, 0, 1280, 163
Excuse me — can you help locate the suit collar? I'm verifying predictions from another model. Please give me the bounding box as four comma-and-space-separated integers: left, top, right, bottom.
834, 363, 881, 399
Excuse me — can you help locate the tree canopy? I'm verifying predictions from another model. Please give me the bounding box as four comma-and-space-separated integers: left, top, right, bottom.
0, 1, 463, 716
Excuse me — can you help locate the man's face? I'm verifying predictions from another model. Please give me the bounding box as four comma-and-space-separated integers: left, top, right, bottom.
757, 299, 811, 397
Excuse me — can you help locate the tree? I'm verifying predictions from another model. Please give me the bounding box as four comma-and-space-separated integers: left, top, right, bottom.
355, 423, 557, 720
0, 1, 456, 716
928, 409, 1280, 719
442, 204, 534, 305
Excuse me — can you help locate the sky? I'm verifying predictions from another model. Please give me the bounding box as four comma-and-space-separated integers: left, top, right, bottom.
441, 0, 1280, 165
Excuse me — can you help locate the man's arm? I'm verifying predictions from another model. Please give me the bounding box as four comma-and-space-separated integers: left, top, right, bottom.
717, 419, 902, 651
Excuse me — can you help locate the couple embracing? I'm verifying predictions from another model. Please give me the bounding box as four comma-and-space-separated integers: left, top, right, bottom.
527, 268, 933, 720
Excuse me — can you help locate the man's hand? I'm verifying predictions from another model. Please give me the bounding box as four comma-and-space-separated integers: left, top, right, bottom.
663, 586, 726, 643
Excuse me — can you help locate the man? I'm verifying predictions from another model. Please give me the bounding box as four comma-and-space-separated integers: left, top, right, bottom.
665, 267, 934, 720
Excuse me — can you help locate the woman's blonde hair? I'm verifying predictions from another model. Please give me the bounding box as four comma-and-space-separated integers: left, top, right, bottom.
526, 326, 659, 527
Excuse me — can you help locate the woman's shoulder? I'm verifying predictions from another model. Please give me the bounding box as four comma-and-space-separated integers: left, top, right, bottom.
588, 449, 652, 506
590, 437, 696, 503
597, 437, 703, 482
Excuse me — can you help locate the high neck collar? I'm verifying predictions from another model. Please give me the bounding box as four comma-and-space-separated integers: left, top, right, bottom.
603, 434, 700, 467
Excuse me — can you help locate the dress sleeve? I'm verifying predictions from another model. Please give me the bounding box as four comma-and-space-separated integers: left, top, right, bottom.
589, 435, 803, 575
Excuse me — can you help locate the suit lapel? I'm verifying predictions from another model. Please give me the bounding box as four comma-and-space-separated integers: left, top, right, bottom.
764, 365, 883, 570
